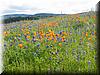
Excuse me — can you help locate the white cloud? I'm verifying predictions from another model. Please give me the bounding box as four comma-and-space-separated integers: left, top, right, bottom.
0, 0, 99, 15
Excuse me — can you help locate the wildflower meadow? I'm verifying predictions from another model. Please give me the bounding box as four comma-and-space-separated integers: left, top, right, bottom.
2, 13, 97, 73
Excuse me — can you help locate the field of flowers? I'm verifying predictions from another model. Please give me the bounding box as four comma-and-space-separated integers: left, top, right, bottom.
2, 14, 97, 73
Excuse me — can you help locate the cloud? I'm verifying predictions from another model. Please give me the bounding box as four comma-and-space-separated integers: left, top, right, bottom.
0, 0, 99, 15
3, 9, 17, 13
9, 5, 31, 10
2, 5, 42, 14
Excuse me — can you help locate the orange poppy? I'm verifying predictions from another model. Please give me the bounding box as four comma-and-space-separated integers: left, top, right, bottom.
46, 34, 49, 37
85, 33, 88, 37
61, 38, 65, 42
26, 36, 30, 39
94, 31, 96, 35
88, 38, 92, 42
19, 44, 23, 48
54, 39, 57, 43
41, 34, 44, 38
48, 37, 52, 41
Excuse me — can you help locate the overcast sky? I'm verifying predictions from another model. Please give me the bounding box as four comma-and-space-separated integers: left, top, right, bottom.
0, 0, 99, 15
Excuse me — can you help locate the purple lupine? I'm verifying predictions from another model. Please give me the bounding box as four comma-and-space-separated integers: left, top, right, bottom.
44, 34, 46, 37
73, 39, 76, 43
37, 44, 40, 47
49, 57, 52, 60
80, 38, 82, 41
91, 31, 94, 35
70, 32, 72, 35
59, 31, 62, 35
26, 38, 29, 42
59, 38, 62, 42
56, 37, 59, 41
4, 43, 6, 47
88, 60, 91, 65
32, 38, 36, 42
52, 38, 54, 40
29, 26, 32, 28
24, 46, 28, 49
55, 51, 58, 55
18, 37, 21, 41
87, 60, 91, 71
10, 43, 13, 46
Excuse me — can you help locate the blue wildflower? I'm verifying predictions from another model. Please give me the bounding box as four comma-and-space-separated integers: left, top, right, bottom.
18, 37, 21, 41
59, 38, 62, 42
59, 31, 62, 35
10, 43, 13, 46
4, 44, 6, 47
55, 51, 58, 55
32, 38, 36, 42
49, 57, 52, 60
91, 32, 94, 35
37, 44, 40, 47
88, 60, 91, 65
24, 46, 28, 49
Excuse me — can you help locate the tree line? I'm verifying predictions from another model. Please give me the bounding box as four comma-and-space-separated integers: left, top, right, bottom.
3, 16, 41, 24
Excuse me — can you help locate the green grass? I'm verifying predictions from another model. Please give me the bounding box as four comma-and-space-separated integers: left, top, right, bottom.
3, 14, 97, 73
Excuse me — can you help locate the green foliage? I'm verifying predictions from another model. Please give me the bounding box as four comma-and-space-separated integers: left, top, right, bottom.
3, 14, 97, 73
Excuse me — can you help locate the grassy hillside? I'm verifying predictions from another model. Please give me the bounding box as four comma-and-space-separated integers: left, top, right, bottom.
2, 12, 97, 74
